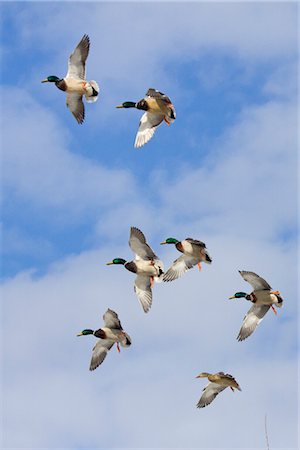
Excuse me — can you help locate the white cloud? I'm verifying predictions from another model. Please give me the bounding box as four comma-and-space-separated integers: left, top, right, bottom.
2, 88, 137, 224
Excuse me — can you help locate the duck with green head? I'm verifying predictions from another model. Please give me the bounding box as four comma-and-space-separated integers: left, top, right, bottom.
116, 88, 176, 148
42, 34, 99, 124
106, 227, 164, 313
229, 270, 283, 341
77, 308, 131, 371
160, 237, 212, 282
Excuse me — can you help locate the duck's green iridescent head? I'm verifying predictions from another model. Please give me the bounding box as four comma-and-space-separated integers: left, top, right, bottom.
229, 292, 248, 299
77, 329, 94, 336
116, 101, 136, 108
160, 237, 179, 245
41, 75, 61, 83
106, 258, 127, 265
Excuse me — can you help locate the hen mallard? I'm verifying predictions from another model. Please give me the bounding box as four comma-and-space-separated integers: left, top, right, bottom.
107, 227, 164, 313
116, 88, 176, 148
160, 237, 212, 282
229, 270, 283, 341
196, 372, 241, 408
41, 34, 99, 124
77, 309, 131, 371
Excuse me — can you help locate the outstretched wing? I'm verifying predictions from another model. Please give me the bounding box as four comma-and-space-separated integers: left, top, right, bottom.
134, 274, 152, 313
90, 340, 114, 371
163, 255, 199, 282
197, 382, 227, 408
237, 304, 270, 341
66, 93, 85, 124
129, 226, 158, 260
134, 112, 164, 148
103, 309, 123, 330
66, 34, 90, 80
239, 271, 272, 290
186, 238, 206, 248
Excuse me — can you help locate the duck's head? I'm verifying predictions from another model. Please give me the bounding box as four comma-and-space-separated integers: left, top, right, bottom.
106, 258, 127, 266
41, 75, 61, 83
196, 372, 211, 379
160, 237, 179, 245
77, 329, 94, 336
229, 292, 248, 300
116, 101, 136, 109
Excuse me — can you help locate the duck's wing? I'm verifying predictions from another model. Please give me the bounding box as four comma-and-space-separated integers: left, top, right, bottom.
146, 88, 176, 121
218, 373, 242, 391
103, 309, 123, 330
90, 339, 114, 371
129, 226, 158, 260
185, 238, 206, 248
134, 112, 164, 148
66, 93, 85, 124
162, 255, 199, 282
66, 34, 90, 80
197, 382, 227, 408
145, 88, 172, 105
134, 274, 152, 313
237, 304, 270, 341
239, 271, 272, 290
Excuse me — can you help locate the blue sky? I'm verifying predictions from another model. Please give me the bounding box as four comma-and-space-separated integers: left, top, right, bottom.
1, 2, 298, 449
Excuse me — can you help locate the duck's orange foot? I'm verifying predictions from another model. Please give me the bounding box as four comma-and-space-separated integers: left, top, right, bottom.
197, 262, 202, 271
271, 305, 277, 315
150, 276, 154, 288
164, 117, 171, 126
117, 343, 121, 353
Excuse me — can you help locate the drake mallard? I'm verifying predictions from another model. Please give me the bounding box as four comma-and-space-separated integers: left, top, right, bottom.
160, 237, 212, 282
196, 372, 241, 408
116, 88, 176, 148
229, 270, 283, 341
107, 227, 164, 313
77, 309, 131, 371
41, 34, 99, 124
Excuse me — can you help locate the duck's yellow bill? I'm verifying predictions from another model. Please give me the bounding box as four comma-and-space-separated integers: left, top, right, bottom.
160, 241, 167, 245
116, 104, 124, 108
77, 332, 83, 336
229, 296, 236, 299
106, 261, 114, 265
41, 79, 49, 83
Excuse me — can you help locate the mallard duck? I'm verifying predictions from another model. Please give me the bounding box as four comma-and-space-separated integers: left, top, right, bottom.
77, 309, 131, 371
160, 237, 212, 282
107, 227, 164, 313
229, 271, 283, 341
116, 88, 176, 148
41, 34, 99, 124
196, 372, 241, 408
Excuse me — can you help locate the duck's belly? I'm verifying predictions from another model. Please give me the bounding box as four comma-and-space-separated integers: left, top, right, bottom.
102, 327, 120, 342
136, 259, 158, 275
65, 78, 87, 94
254, 290, 273, 305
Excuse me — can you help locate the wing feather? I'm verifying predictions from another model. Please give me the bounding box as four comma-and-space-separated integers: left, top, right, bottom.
103, 309, 123, 330
134, 275, 152, 313
163, 255, 199, 282
237, 304, 270, 341
197, 382, 227, 408
66, 93, 84, 124
134, 112, 164, 148
129, 227, 157, 260
66, 34, 90, 80
239, 271, 272, 290
89, 340, 114, 371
